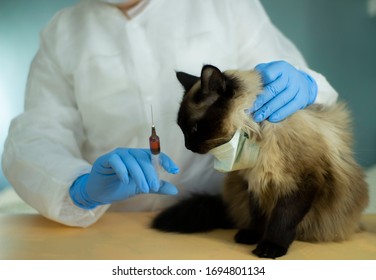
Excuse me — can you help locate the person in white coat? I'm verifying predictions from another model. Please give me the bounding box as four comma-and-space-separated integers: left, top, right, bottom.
2, 0, 338, 227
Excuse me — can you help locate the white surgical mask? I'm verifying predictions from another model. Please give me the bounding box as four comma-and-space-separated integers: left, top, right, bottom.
208, 129, 259, 172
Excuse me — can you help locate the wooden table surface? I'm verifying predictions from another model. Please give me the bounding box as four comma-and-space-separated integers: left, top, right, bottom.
0, 212, 375, 260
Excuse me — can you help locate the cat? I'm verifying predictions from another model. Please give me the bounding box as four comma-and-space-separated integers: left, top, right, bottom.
151, 64, 369, 259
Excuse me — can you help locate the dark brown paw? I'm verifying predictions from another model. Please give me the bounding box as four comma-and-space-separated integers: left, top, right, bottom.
252, 241, 288, 259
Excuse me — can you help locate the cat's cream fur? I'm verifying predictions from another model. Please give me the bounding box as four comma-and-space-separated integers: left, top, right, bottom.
153, 65, 369, 258
221, 69, 368, 242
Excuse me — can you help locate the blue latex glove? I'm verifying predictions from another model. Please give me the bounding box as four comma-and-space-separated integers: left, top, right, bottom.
251, 61, 318, 122
69, 148, 180, 209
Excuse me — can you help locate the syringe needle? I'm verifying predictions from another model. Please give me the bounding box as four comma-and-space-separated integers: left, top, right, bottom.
150, 104, 154, 126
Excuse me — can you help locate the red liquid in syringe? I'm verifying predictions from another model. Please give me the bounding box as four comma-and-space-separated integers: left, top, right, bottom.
149, 125, 160, 155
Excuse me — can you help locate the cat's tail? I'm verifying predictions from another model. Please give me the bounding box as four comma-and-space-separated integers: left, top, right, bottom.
151, 193, 234, 233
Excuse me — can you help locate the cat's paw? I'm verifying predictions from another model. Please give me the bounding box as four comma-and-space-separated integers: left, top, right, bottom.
234, 229, 260, 245
252, 241, 288, 259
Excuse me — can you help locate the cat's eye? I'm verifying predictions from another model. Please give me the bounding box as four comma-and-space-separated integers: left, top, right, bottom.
191, 123, 198, 133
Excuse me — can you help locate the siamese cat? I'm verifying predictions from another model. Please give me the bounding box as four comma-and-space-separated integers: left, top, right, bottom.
152, 64, 369, 259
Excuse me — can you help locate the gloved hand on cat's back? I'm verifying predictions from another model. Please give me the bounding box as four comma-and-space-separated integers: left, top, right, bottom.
69, 148, 180, 209
251, 60, 318, 123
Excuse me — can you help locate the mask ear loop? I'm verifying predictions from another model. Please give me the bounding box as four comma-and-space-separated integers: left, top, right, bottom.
234, 129, 260, 171
240, 106, 261, 140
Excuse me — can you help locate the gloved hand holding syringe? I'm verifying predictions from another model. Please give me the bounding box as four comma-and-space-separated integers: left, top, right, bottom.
69, 106, 179, 209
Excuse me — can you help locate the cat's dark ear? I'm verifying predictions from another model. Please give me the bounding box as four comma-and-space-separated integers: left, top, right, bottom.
201, 65, 226, 95
176, 71, 200, 92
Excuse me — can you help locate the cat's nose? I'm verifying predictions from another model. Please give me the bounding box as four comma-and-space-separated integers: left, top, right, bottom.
185, 140, 197, 152
185, 142, 204, 154
185, 142, 192, 150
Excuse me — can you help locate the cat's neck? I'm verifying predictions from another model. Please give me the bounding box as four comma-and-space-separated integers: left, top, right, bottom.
224, 70, 263, 141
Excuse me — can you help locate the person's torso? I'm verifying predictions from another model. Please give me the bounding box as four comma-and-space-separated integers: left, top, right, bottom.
51, 0, 251, 210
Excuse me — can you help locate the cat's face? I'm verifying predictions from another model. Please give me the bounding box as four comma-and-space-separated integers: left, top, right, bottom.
176, 65, 239, 154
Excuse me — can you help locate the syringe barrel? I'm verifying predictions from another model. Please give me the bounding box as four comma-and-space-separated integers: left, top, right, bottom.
149, 138, 160, 155
151, 153, 161, 186
149, 123, 161, 186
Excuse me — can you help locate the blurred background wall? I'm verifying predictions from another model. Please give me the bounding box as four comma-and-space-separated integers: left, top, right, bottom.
1, 0, 375, 191
262, 0, 376, 169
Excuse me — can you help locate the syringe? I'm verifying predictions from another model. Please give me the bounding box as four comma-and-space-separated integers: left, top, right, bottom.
149, 105, 161, 187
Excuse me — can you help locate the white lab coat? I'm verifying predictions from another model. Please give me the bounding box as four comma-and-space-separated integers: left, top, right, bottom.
2, 0, 338, 227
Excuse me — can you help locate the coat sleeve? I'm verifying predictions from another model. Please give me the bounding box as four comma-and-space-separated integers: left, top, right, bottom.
233, 0, 338, 106
1, 19, 110, 227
